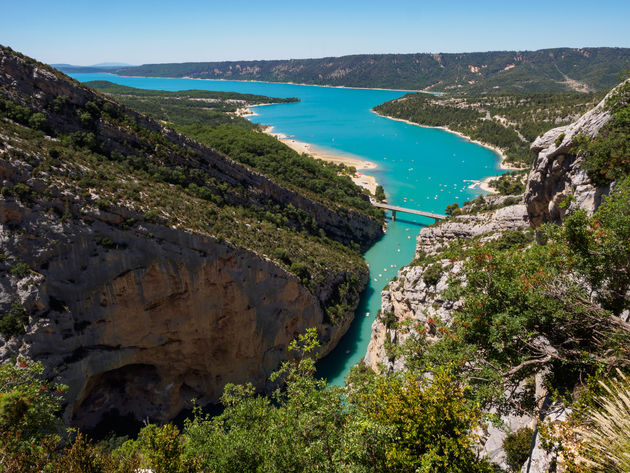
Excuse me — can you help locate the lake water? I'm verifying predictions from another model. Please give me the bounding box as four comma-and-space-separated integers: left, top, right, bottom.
71, 73, 501, 385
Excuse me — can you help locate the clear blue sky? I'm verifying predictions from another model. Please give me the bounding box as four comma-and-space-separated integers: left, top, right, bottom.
2, 0, 629, 65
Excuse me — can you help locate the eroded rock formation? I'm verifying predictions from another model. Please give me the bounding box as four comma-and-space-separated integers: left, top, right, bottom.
524, 83, 627, 226
0, 47, 379, 430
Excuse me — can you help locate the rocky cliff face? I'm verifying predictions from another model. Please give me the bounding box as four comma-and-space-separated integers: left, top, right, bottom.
524, 83, 626, 226
0, 47, 379, 430
364, 198, 530, 372
0, 195, 349, 429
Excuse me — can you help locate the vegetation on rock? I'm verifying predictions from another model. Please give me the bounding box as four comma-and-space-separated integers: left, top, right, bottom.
576, 79, 630, 185
503, 427, 534, 472
0, 332, 493, 473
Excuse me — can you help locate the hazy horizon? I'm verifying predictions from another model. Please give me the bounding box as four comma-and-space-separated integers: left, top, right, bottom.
2, 0, 629, 66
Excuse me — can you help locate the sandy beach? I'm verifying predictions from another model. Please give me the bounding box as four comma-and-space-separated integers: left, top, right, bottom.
479, 176, 499, 194
260, 124, 379, 194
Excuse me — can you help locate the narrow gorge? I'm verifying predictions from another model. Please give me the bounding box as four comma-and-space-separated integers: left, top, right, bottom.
0, 47, 382, 430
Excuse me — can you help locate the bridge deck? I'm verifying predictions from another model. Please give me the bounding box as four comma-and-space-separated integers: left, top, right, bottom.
372, 202, 446, 221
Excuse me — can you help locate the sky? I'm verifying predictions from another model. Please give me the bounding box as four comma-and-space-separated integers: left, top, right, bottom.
1, 0, 629, 66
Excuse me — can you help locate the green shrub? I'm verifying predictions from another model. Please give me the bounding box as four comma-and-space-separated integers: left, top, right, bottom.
503, 427, 534, 472
380, 311, 398, 329
13, 183, 30, 199
79, 112, 94, 128
445, 202, 461, 217
488, 172, 525, 195
143, 209, 160, 223
423, 263, 443, 286
137, 424, 196, 473
98, 237, 116, 249
375, 185, 386, 202
52, 95, 69, 112
484, 230, 534, 251
0, 302, 28, 338
554, 132, 566, 147
28, 112, 47, 131
9, 262, 31, 278
272, 247, 290, 265
289, 262, 309, 281
95, 198, 111, 210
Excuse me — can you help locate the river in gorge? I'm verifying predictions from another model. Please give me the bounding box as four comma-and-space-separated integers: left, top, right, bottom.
71, 73, 500, 385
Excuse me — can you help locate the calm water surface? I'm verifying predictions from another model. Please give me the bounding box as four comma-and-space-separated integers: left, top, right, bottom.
72, 73, 501, 385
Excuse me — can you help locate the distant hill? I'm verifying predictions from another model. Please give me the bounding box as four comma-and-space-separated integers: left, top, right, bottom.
53, 62, 133, 73
110, 48, 630, 94
90, 62, 133, 68
53, 64, 118, 73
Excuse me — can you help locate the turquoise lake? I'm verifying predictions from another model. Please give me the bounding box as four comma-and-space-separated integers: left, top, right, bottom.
71, 74, 500, 385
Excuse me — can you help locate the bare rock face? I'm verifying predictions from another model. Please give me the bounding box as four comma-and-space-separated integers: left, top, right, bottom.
524, 82, 628, 226
415, 201, 529, 256
0, 200, 352, 430
364, 201, 530, 372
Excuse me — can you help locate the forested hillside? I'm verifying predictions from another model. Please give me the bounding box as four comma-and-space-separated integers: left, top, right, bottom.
94, 47, 630, 94
85, 81, 376, 214
375, 91, 606, 167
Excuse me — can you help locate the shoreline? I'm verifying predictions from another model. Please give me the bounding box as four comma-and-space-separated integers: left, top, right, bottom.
259, 124, 379, 194
377, 113, 526, 172
479, 176, 499, 194
235, 103, 275, 117
85, 72, 426, 94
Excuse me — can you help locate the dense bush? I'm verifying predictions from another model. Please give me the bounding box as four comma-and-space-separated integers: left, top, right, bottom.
487, 171, 526, 195
503, 427, 534, 472
422, 263, 443, 286
0, 332, 493, 472
0, 302, 28, 338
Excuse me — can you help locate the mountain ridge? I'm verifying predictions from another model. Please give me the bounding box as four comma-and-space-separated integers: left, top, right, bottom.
66, 47, 630, 95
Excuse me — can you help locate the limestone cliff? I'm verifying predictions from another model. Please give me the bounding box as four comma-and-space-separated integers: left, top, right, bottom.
0, 46, 381, 430
0, 196, 351, 429
524, 81, 629, 226
365, 79, 630, 472
364, 198, 530, 372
